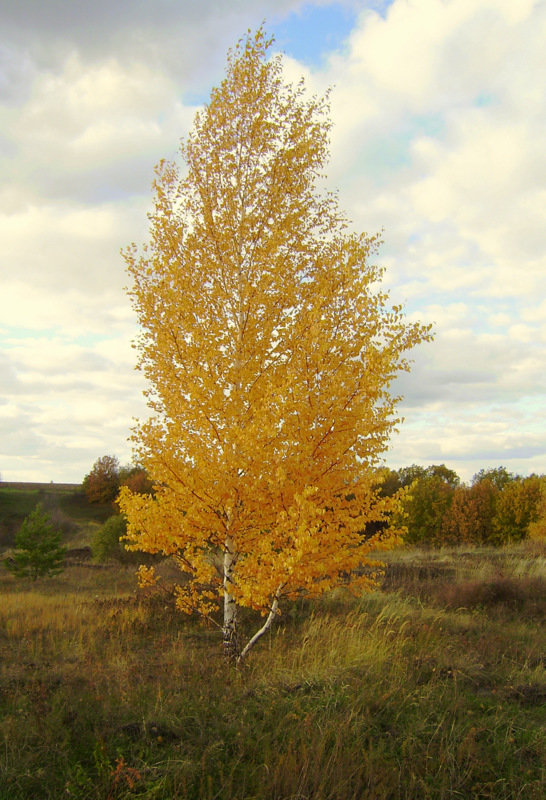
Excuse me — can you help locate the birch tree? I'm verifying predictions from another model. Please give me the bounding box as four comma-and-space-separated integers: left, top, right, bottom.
119, 28, 431, 661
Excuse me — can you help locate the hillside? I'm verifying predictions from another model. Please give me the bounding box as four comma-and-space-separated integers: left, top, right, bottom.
0, 482, 115, 551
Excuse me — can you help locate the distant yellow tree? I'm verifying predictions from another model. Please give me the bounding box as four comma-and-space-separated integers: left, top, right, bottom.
528, 476, 546, 541
119, 29, 432, 661
492, 475, 542, 544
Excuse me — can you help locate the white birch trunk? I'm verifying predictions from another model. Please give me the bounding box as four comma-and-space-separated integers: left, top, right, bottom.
223, 535, 239, 660
223, 265, 245, 661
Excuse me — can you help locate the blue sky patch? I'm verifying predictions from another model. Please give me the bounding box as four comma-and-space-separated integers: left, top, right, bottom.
474, 92, 497, 108
412, 113, 446, 139
353, 113, 446, 183
270, 2, 358, 67
0, 326, 110, 348
0, 326, 58, 345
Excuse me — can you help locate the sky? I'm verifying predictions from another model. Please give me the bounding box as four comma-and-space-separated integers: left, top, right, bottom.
1, 0, 545, 485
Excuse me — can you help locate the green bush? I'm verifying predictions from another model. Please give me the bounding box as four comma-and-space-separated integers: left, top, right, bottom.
92, 514, 136, 563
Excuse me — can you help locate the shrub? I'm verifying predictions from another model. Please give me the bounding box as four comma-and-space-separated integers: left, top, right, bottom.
92, 514, 137, 564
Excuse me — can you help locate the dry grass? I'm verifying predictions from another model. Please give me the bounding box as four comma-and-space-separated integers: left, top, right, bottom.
0, 546, 544, 799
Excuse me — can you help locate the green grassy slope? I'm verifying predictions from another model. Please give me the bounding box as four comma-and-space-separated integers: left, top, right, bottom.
0, 483, 115, 551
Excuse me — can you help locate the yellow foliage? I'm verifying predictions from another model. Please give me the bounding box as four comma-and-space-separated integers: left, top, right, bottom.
119, 29, 431, 637
528, 477, 546, 541
136, 565, 158, 589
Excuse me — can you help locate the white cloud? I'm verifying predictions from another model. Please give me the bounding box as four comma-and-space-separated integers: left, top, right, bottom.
1, 54, 197, 206
1, 0, 545, 482
0, 201, 147, 339
0, 334, 147, 481
406, 114, 546, 295
322, 0, 546, 282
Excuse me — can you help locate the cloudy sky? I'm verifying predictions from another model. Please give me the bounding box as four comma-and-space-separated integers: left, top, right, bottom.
1, 0, 545, 484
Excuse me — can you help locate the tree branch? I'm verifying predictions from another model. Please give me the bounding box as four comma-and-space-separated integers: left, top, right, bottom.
237, 584, 284, 663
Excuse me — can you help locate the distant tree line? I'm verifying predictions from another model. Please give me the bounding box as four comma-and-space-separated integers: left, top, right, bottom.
82, 455, 545, 555
379, 465, 545, 547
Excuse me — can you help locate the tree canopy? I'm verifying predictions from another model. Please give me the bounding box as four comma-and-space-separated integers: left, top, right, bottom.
119, 28, 432, 660
83, 455, 120, 504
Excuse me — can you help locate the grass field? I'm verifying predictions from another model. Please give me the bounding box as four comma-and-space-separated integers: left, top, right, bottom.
0, 526, 544, 799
